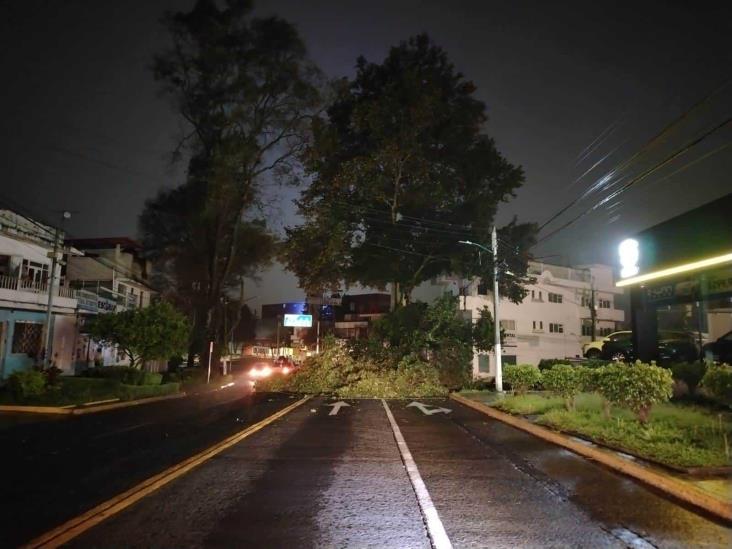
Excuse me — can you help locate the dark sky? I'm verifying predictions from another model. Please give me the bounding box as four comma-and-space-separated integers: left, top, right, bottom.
1, 0, 730, 307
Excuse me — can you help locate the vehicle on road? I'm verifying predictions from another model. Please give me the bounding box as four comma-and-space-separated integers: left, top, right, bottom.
601, 330, 699, 363
247, 357, 297, 378
702, 331, 732, 363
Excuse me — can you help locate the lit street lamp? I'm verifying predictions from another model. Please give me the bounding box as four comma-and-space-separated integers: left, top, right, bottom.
459, 226, 503, 393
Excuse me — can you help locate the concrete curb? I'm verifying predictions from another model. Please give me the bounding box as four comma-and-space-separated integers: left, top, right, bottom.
450, 392, 732, 524
0, 392, 186, 416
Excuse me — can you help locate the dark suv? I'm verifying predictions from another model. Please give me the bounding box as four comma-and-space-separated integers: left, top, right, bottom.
601, 330, 699, 363
702, 331, 732, 364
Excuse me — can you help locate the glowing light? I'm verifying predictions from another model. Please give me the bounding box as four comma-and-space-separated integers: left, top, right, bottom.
219, 382, 235, 389
283, 366, 290, 374
616, 252, 732, 287
618, 238, 639, 278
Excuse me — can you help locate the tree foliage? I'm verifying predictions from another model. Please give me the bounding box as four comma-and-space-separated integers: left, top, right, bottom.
595, 362, 673, 424
503, 364, 542, 395
542, 364, 583, 411
144, 0, 321, 362
283, 34, 535, 306
87, 302, 190, 369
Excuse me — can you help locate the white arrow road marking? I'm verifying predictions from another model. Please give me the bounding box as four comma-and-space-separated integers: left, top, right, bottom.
407, 401, 452, 416
326, 401, 351, 416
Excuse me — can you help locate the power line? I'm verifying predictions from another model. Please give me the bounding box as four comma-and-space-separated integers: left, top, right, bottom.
538, 79, 730, 232
537, 116, 732, 245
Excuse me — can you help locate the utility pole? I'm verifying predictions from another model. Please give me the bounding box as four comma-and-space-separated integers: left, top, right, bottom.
589, 283, 597, 342
491, 226, 503, 393
43, 211, 71, 369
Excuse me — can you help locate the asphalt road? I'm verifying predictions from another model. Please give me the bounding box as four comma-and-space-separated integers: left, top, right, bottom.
12, 395, 723, 549
0, 383, 297, 547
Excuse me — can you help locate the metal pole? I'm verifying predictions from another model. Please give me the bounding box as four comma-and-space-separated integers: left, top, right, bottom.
42, 225, 61, 369
207, 340, 213, 383
491, 226, 503, 392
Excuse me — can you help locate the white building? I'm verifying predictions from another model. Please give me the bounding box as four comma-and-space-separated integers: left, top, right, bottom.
414, 262, 625, 378
64, 238, 156, 368
0, 210, 79, 377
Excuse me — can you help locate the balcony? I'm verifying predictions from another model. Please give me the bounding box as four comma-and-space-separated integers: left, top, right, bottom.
0, 274, 78, 311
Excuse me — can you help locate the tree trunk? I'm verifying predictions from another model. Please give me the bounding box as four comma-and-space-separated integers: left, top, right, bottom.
602, 398, 611, 420
637, 405, 651, 424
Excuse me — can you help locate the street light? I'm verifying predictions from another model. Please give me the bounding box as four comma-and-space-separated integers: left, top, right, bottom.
459, 227, 503, 393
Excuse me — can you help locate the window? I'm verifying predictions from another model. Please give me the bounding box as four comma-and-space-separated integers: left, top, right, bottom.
599, 327, 613, 336
608, 331, 631, 342
12, 321, 43, 355
21, 260, 49, 286
581, 295, 592, 307
599, 299, 611, 309
532, 320, 544, 331
0, 255, 11, 276
500, 319, 516, 331
531, 290, 543, 301
549, 323, 564, 333
582, 324, 593, 336
548, 292, 563, 303
477, 282, 488, 295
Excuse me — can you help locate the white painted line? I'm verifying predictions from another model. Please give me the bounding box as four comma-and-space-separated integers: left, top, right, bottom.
382, 399, 453, 549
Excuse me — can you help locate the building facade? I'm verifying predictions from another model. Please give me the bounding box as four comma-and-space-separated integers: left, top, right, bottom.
414, 262, 625, 378
64, 238, 156, 369
618, 194, 731, 362
0, 210, 79, 378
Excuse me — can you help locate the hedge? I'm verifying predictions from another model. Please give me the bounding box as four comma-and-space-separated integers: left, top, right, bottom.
82, 366, 163, 386
503, 364, 542, 395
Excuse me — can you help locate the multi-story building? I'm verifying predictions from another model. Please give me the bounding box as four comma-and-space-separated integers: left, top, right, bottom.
414, 262, 625, 378
64, 237, 155, 368
0, 210, 79, 378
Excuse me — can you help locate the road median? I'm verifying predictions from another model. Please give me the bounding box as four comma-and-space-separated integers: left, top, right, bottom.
450, 392, 732, 524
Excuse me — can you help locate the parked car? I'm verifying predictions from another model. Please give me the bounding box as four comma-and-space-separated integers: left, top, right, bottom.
582, 332, 622, 359
702, 331, 732, 363
601, 330, 699, 363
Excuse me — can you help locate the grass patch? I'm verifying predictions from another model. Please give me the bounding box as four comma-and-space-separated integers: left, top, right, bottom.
0, 377, 181, 407
488, 392, 732, 469
493, 393, 564, 415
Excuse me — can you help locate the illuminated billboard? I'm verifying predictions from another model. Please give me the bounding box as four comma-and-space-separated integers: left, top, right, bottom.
283, 314, 313, 327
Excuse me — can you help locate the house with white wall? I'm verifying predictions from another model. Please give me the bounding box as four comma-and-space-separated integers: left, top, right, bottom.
64, 237, 156, 368
0, 210, 79, 378
413, 262, 625, 378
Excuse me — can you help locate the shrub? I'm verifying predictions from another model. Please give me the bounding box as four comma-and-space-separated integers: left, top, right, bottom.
538, 358, 611, 371
44, 366, 64, 386
541, 364, 583, 410
701, 363, 732, 404
669, 362, 707, 395
7, 370, 46, 400
537, 358, 566, 372
503, 364, 542, 395
117, 382, 180, 401
84, 366, 162, 386
595, 362, 673, 424
57, 377, 121, 404
432, 341, 472, 391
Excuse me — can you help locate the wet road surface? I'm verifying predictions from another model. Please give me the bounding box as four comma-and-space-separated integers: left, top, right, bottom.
0, 384, 296, 547
51, 396, 732, 548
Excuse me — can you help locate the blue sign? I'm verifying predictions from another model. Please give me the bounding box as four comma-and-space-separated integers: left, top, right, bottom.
283, 314, 313, 327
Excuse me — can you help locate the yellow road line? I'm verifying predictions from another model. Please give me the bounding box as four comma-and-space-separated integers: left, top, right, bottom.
23, 395, 311, 549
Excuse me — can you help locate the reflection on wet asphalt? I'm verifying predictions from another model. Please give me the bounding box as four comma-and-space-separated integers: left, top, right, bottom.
412, 398, 731, 549
37, 396, 732, 548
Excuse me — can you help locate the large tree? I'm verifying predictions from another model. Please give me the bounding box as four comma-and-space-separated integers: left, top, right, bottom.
144, 0, 321, 364
284, 34, 534, 308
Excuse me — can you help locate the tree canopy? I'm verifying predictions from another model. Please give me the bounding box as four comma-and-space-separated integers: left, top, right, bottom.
143, 0, 321, 362
284, 34, 535, 307
87, 301, 190, 369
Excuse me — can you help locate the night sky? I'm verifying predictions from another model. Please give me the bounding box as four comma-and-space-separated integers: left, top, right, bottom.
1, 0, 730, 308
